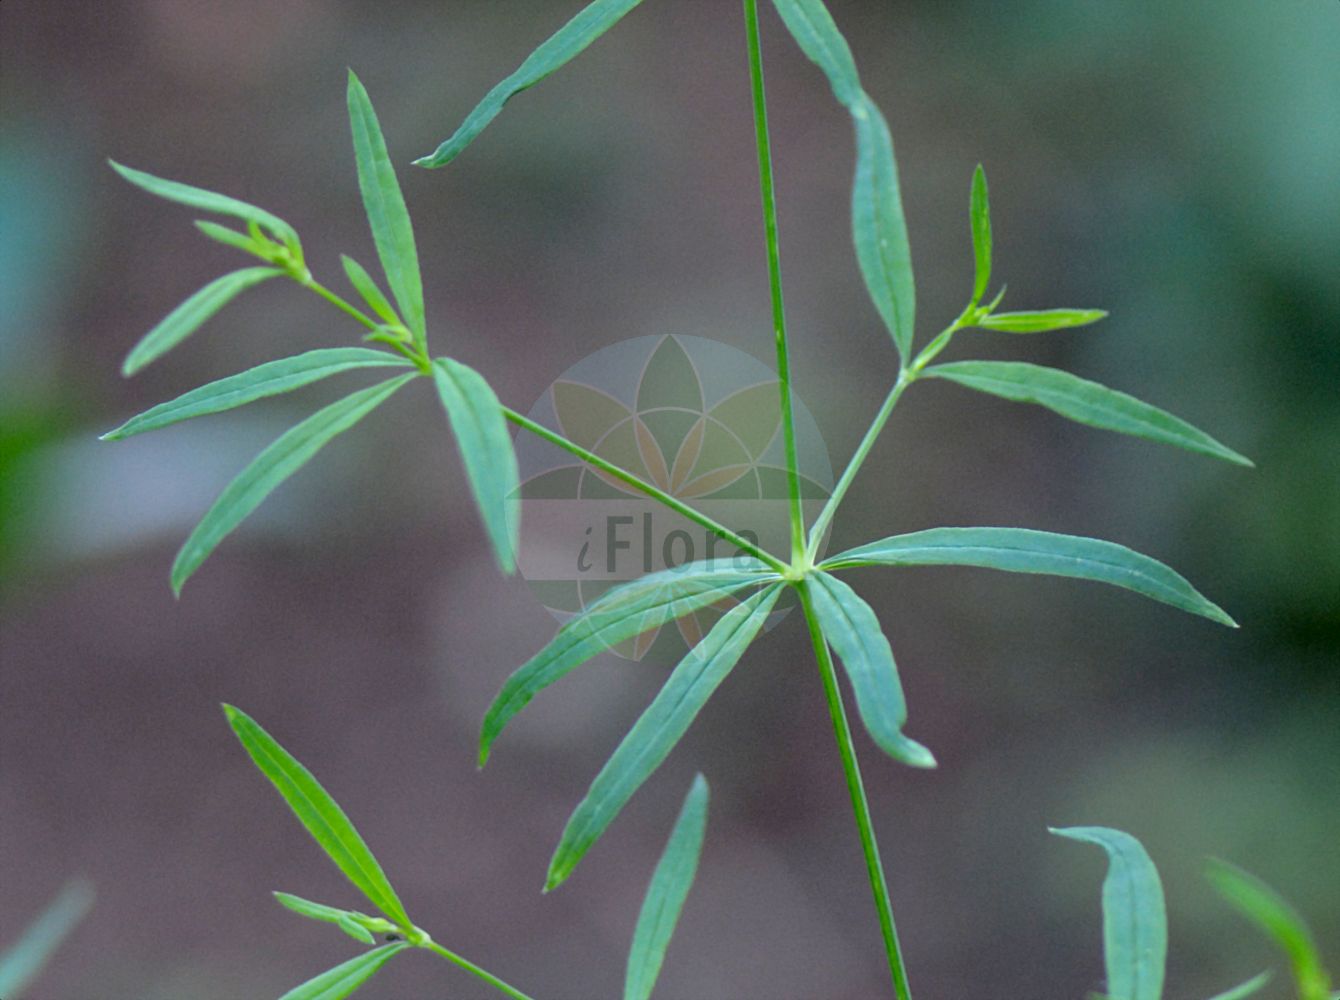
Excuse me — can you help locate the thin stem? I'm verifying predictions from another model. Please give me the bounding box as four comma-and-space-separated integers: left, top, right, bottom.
797, 581, 914, 1000
504, 406, 791, 576
302, 276, 380, 332
300, 268, 788, 572
805, 370, 913, 560
805, 311, 974, 560
301, 276, 432, 370
423, 940, 536, 1000
744, 0, 805, 564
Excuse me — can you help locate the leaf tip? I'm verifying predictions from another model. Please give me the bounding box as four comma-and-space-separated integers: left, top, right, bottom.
897, 737, 937, 769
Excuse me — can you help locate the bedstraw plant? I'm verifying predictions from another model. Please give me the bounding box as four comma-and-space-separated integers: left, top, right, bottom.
98, 1, 1324, 997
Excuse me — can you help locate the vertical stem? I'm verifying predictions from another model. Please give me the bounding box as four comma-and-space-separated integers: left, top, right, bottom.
798, 581, 915, 1000
744, 0, 805, 564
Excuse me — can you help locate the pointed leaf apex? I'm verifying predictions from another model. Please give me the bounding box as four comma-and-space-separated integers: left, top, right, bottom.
898, 738, 938, 769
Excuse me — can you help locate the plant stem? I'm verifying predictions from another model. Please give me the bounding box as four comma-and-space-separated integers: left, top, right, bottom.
797, 581, 914, 1000
805, 369, 913, 560
503, 406, 790, 576
301, 270, 788, 573
302, 276, 380, 332
423, 940, 536, 1000
744, 0, 805, 564
805, 312, 972, 560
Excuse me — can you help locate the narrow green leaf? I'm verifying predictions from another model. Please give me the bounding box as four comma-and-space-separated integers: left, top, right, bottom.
346, 72, 425, 345
274, 892, 353, 925
277, 943, 409, 1000
431, 357, 521, 574
1051, 826, 1167, 1000
805, 572, 934, 768
171, 374, 412, 594
480, 560, 777, 765
976, 309, 1108, 333
851, 95, 916, 362
769, 0, 862, 106
121, 266, 283, 376
273, 893, 389, 946
0, 880, 94, 998
102, 348, 413, 441
1207, 859, 1332, 1000
336, 915, 377, 946
341, 255, 402, 327
924, 360, 1253, 467
1205, 971, 1273, 1000
624, 774, 710, 1000
415, 0, 646, 168
548, 586, 781, 890
770, 0, 915, 361
195, 219, 264, 256
224, 705, 412, 930
970, 164, 992, 305
821, 526, 1237, 627
109, 160, 299, 247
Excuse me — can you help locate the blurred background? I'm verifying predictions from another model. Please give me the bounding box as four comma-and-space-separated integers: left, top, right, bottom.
2, 1, 1337, 997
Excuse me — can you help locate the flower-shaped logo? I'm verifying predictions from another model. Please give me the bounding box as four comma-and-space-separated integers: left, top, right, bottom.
516, 335, 831, 662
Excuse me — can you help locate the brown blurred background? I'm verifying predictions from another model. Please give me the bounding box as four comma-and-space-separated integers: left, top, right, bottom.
2, 1, 1337, 998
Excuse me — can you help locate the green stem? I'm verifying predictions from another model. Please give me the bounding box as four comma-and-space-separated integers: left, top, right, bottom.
302, 276, 379, 332
805, 311, 973, 560
805, 370, 913, 560
300, 269, 787, 573
503, 407, 790, 576
797, 581, 914, 1000
744, 0, 805, 564
423, 940, 536, 1000
301, 276, 430, 370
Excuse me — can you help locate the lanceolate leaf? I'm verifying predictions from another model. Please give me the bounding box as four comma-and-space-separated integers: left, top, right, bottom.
102, 348, 413, 441
121, 267, 283, 376
335, 916, 378, 946
431, 357, 522, 574
548, 586, 781, 890
975, 309, 1108, 333
195, 220, 264, 256
771, 0, 915, 361
274, 892, 355, 925
1051, 827, 1167, 1000
970, 164, 991, 305
415, 0, 646, 168
625, 774, 710, 1000
277, 943, 410, 1000
805, 572, 934, 768
109, 160, 300, 247
925, 360, 1253, 466
1205, 971, 1273, 1000
0, 880, 94, 997
821, 526, 1237, 627
769, 0, 861, 105
224, 705, 413, 930
480, 560, 778, 765
347, 72, 425, 345
852, 95, 916, 362
1207, 860, 1332, 1000
172, 374, 413, 594
273, 894, 386, 946
341, 255, 402, 327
